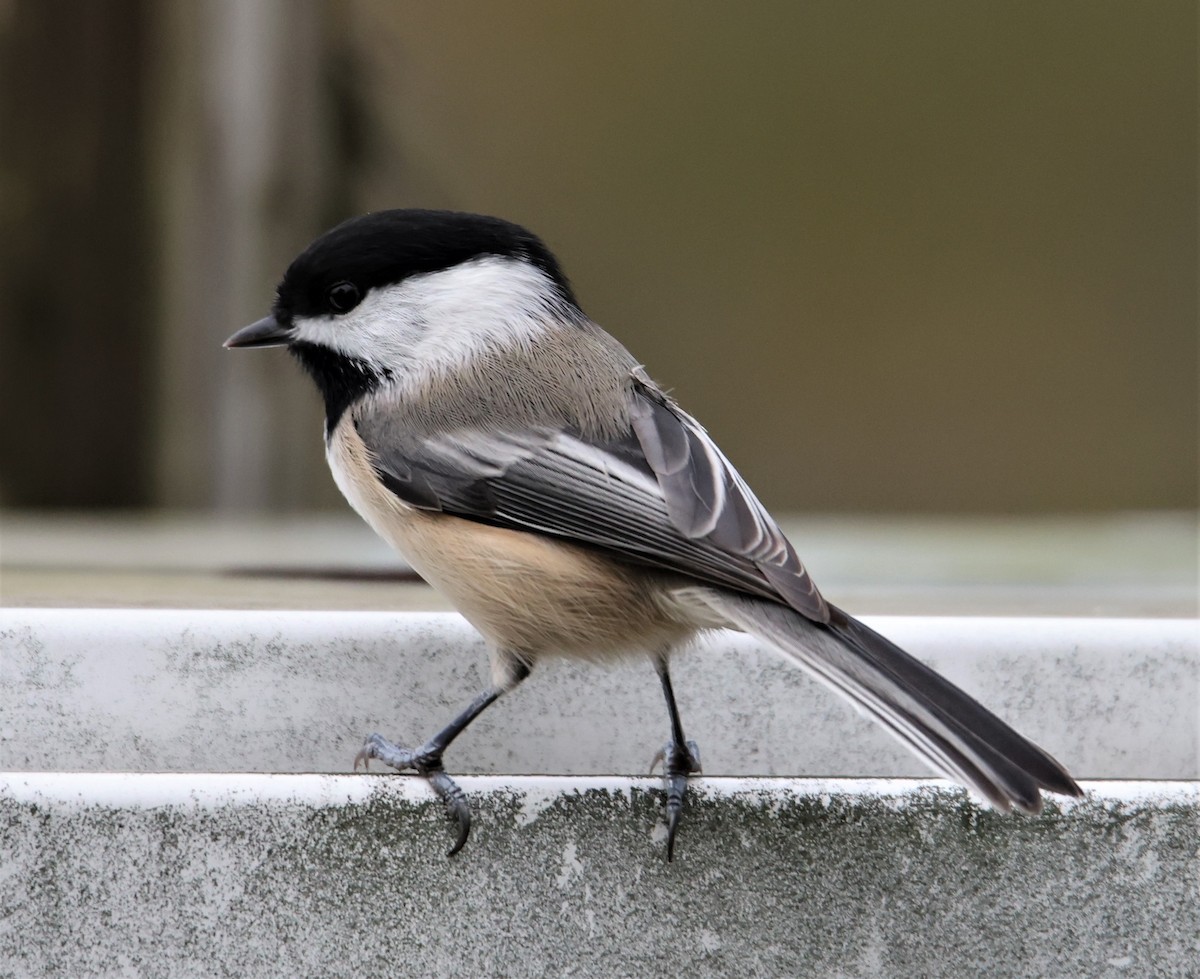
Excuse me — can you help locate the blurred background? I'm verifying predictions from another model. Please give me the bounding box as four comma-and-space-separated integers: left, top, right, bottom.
0, 0, 1195, 519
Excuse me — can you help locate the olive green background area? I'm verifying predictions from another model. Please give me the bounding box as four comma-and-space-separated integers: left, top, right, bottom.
362, 1, 1196, 513
0, 0, 1195, 513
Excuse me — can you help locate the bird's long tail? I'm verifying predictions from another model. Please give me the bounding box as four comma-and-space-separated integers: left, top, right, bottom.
693, 589, 1082, 812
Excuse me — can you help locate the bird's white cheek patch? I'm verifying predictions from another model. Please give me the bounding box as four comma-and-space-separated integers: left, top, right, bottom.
290, 301, 422, 371
290, 256, 560, 378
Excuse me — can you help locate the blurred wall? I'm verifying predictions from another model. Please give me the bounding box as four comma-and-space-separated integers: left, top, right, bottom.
0, 0, 1195, 514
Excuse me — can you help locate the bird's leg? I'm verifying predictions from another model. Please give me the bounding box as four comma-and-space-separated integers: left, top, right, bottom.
356, 656, 530, 856
648, 656, 702, 861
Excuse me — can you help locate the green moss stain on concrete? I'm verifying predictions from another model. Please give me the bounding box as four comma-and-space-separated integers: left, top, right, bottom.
1, 778, 1197, 977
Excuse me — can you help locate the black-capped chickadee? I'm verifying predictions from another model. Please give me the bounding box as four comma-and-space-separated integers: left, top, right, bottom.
225, 209, 1082, 859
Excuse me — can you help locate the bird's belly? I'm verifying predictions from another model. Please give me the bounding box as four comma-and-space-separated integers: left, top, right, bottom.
394, 513, 693, 658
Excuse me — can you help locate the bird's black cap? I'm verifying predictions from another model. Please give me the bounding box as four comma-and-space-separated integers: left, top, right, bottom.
273, 209, 579, 323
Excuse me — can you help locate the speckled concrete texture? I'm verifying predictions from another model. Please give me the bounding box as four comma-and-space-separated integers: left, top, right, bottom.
1, 775, 1196, 978
1, 610, 1196, 779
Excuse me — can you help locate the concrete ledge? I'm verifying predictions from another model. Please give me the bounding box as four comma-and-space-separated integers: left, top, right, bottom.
1, 774, 1196, 977
2, 610, 1196, 778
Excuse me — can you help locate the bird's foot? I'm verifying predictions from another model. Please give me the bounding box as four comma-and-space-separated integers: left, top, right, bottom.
355, 732, 471, 856
649, 739, 702, 861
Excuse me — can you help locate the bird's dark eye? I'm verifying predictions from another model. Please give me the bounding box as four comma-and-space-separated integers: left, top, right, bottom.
327, 281, 362, 314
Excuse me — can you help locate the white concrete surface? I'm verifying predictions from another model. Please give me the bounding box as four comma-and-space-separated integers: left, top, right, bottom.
1, 609, 1196, 779
2, 773, 1196, 978
2, 511, 1195, 975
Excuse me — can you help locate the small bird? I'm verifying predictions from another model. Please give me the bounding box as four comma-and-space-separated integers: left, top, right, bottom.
225, 209, 1082, 858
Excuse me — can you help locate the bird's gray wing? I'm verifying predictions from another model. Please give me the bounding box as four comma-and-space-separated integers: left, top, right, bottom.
355, 375, 828, 622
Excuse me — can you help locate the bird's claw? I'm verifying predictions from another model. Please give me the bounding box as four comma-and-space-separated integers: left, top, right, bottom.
425, 767, 472, 856
649, 739, 701, 776
653, 739, 701, 861
649, 747, 664, 775
354, 732, 472, 857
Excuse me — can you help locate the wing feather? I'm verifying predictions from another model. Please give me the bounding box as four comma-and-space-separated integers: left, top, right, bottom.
355, 374, 828, 621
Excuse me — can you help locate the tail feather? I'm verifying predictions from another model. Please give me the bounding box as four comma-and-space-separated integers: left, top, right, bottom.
696, 590, 1082, 813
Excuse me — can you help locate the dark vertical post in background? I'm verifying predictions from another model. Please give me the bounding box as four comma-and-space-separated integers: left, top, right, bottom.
0, 0, 154, 507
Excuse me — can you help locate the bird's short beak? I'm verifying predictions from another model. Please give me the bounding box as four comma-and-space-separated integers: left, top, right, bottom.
224, 315, 293, 349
